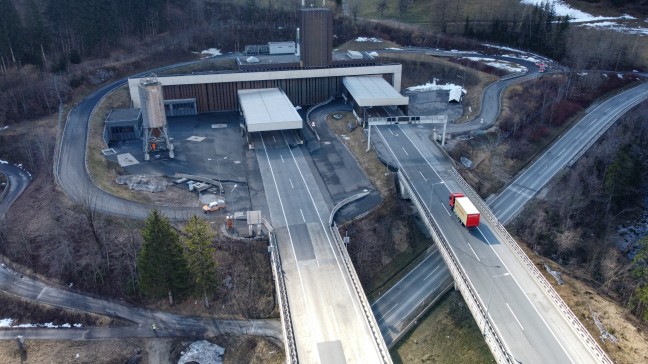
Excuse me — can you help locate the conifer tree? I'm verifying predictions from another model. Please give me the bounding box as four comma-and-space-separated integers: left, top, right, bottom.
138, 209, 192, 305
182, 215, 218, 308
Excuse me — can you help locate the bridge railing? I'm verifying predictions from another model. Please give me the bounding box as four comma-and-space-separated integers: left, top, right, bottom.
331, 222, 393, 364
397, 170, 514, 364
450, 169, 613, 364
263, 219, 298, 364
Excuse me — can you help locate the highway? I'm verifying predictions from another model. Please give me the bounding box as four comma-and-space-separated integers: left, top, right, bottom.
373, 123, 600, 363
253, 130, 389, 363
490, 82, 648, 223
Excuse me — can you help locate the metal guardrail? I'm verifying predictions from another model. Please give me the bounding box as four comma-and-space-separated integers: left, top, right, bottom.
450, 169, 613, 364
569, 91, 648, 167
331, 223, 392, 364
265, 225, 298, 364
306, 96, 334, 141
396, 170, 514, 364
328, 191, 370, 226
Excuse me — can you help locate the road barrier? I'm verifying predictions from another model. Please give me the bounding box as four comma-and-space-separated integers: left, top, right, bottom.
306, 96, 334, 141
263, 219, 298, 364
331, 223, 392, 364
396, 170, 514, 364
450, 169, 613, 364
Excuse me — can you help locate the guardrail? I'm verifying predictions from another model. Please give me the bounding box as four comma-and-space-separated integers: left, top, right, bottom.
306, 96, 334, 141
396, 170, 514, 364
569, 90, 648, 167
328, 191, 370, 226
330, 223, 392, 364
263, 220, 298, 364
450, 168, 613, 364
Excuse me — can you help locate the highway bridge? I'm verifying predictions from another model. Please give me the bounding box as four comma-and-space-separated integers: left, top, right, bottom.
372, 122, 612, 363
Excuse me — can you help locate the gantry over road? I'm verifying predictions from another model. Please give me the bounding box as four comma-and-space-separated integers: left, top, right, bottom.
254, 130, 390, 363
373, 123, 610, 363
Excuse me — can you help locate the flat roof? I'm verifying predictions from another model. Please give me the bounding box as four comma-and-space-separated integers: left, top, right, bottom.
238, 88, 303, 132
106, 108, 141, 124
343, 76, 409, 107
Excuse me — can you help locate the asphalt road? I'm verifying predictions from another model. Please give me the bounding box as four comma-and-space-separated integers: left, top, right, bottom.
0, 262, 282, 341
373, 123, 599, 363
490, 81, 648, 224
0, 163, 31, 220
253, 130, 388, 363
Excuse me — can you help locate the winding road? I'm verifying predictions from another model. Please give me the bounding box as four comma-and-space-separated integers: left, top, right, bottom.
0, 45, 645, 363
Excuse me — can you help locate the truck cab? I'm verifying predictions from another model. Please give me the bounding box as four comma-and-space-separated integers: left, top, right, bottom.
449, 192, 465, 209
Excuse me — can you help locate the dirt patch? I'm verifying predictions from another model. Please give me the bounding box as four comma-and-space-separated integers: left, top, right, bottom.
0, 335, 283, 364
519, 243, 648, 364
391, 290, 494, 363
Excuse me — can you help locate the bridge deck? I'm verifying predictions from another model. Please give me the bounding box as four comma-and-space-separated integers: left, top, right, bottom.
254, 131, 389, 363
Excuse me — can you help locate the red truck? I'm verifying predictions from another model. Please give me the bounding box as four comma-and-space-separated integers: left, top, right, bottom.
449, 193, 480, 228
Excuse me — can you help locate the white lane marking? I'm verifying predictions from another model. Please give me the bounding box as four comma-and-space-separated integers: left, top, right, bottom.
401, 146, 409, 156
37, 287, 46, 300
300, 209, 306, 223
395, 126, 449, 192
396, 280, 444, 329
259, 133, 311, 314
441, 203, 451, 216
273, 135, 276, 142
423, 266, 441, 281
389, 128, 394, 135
507, 302, 525, 331
289, 178, 294, 189
419, 170, 428, 182
280, 131, 367, 323
280, 155, 285, 163
377, 303, 399, 322
467, 242, 481, 262
372, 249, 439, 306
476, 227, 575, 363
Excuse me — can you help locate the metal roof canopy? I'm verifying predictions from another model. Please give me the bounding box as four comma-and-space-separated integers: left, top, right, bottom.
343, 76, 409, 107
238, 88, 303, 132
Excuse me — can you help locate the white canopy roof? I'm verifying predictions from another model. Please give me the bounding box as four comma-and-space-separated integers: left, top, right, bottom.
238, 88, 303, 132
343, 76, 409, 107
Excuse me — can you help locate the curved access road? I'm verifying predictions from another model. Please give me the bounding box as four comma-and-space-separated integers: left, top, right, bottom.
0, 163, 31, 220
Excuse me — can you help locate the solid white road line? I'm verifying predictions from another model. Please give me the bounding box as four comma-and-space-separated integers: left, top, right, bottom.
441, 203, 451, 216
377, 303, 399, 322
289, 178, 294, 189
371, 250, 438, 307
280, 155, 284, 163
419, 170, 428, 182
402, 146, 409, 156
300, 209, 306, 223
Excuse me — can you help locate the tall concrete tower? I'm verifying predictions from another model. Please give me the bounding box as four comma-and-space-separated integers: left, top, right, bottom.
138, 75, 174, 161
300, 8, 332, 68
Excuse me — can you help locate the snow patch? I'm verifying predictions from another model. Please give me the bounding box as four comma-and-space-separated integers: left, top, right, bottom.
407, 79, 465, 94
0, 126, 8, 131
581, 22, 648, 35
367, 51, 379, 57
178, 340, 225, 364
0, 319, 82, 328
355, 37, 382, 43
200, 48, 222, 57
463, 57, 527, 73
385, 47, 403, 51
0, 160, 7, 165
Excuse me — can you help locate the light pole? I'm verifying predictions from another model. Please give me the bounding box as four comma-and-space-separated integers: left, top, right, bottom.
208, 156, 228, 194
484, 272, 510, 335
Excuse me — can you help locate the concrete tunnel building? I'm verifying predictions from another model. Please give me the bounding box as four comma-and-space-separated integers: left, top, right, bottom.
126, 7, 409, 137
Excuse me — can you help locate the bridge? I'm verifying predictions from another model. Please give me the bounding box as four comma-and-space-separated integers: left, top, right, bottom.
372, 123, 611, 363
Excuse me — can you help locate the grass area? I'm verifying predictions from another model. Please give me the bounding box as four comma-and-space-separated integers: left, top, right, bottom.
391, 290, 495, 363
158, 57, 238, 75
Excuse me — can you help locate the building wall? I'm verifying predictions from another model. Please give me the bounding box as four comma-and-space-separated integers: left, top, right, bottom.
128, 64, 403, 112
300, 8, 332, 68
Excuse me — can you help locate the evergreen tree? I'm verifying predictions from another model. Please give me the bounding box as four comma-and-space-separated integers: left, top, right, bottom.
138, 209, 192, 305
631, 236, 648, 321
182, 215, 218, 308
